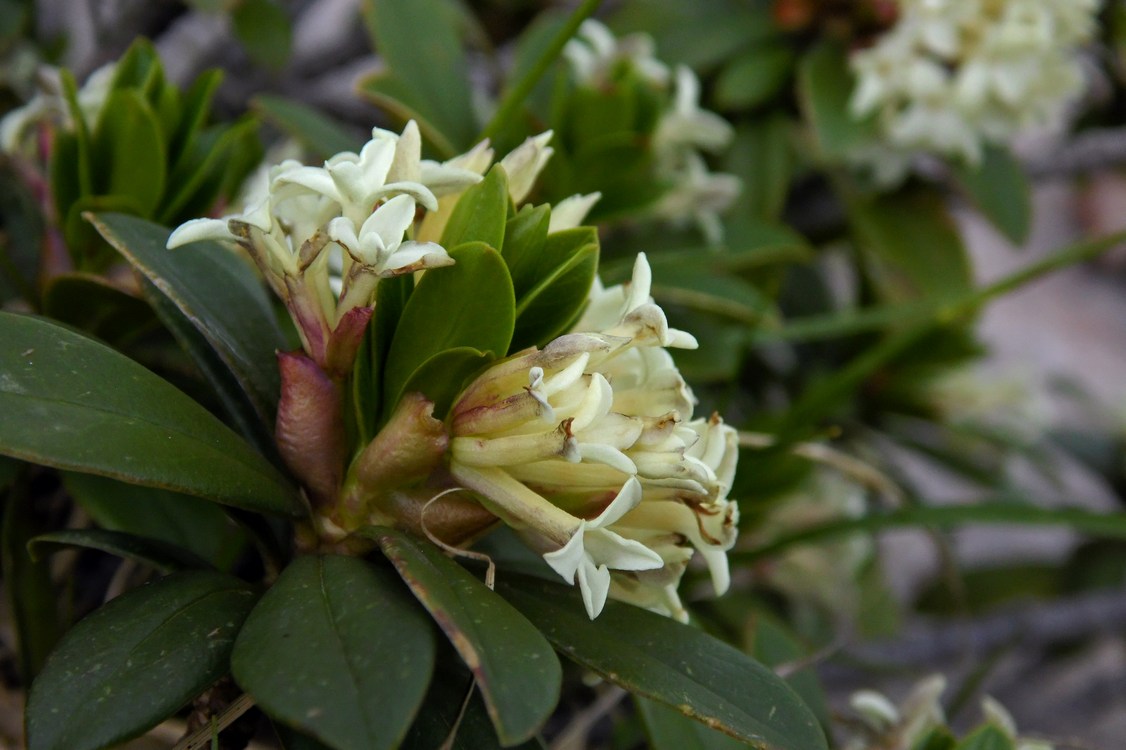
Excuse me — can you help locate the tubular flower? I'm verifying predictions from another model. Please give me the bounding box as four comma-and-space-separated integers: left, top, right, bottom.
849, 0, 1099, 175
167, 121, 471, 373
448, 253, 739, 620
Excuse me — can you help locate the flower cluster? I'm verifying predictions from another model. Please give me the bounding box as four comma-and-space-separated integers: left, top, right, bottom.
167, 123, 572, 374
564, 20, 741, 244
849, 0, 1099, 180
0, 63, 115, 155
448, 254, 739, 620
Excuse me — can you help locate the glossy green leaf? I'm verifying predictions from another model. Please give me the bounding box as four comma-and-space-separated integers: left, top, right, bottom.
25, 571, 259, 750
501, 204, 551, 292
370, 528, 561, 745
497, 575, 828, 750
160, 117, 262, 226
28, 528, 211, 573
362, 0, 477, 151
355, 272, 413, 437
955, 725, 1014, 750
2, 488, 59, 682
715, 44, 795, 110
952, 146, 1031, 246
398, 347, 493, 420
440, 166, 509, 251
636, 696, 749, 750
91, 212, 284, 428
232, 556, 436, 750
846, 188, 972, 303
90, 89, 166, 218
511, 242, 598, 351
63, 472, 246, 571
232, 0, 293, 71
0, 312, 301, 516
403, 663, 545, 750
168, 69, 222, 164
138, 273, 277, 459
383, 242, 514, 411
252, 95, 360, 159
797, 42, 877, 160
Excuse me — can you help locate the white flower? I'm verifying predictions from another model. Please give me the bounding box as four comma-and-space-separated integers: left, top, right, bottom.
848, 0, 1099, 172
651, 153, 742, 246
1, 62, 115, 154
449, 254, 739, 620
500, 132, 554, 204
167, 122, 458, 371
654, 66, 734, 158
564, 19, 669, 88
548, 192, 601, 233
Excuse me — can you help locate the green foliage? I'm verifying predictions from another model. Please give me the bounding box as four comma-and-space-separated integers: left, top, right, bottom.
0, 312, 300, 516
28, 528, 212, 573
952, 146, 1033, 245
498, 575, 829, 750
25, 571, 258, 750
232, 556, 437, 750
371, 528, 562, 745
360, 0, 477, 154
48, 39, 260, 270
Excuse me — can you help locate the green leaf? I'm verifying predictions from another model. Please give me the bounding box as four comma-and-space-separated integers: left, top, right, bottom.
90, 89, 166, 218
403, 663, 545, 749
90, 212, 284, 430
160, 117, 262, 226
0, 312, 301, 516
715, 44, 796, 110
726, 115, 793, 220
232, 0, 293, 71
497, 575, 828, 750
383, 242, 515, 412
954, 725, 1014, 750
354, 272, 413, 437
63, 471, 246, 571
511, 239, 598, 351
26, 571, 259, 750
232, 556, 436, 750
362, 0, 477, 151
2, 488, 60, 682
137, 274, 277, 460
252, 95, 361, 160
846, 187, 972, 304
28, 528, 211, 573
440, 166, 510, 251
952, 146, 1031, 246
398, 347, 494, 419
369, 528, 562, 745
501, 204, 551, 291
797, 42, 877, 160
636, 696, 750, 750
168, 69, 222, 163
358, 74, 458, 158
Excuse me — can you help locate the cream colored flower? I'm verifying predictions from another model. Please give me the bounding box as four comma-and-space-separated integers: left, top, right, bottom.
448, 253, 739, 620
849, 0, 1099, 170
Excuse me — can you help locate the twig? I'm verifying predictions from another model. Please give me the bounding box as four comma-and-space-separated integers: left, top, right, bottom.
549, 685, 628, 750
172, 693, 257, 750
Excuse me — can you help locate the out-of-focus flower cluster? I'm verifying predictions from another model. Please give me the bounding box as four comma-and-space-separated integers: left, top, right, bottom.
449, 254, 739, 621
564, 19, 741, 244
849, 0, 1099, 182
846, 675, 1054, 750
